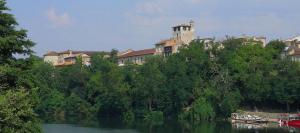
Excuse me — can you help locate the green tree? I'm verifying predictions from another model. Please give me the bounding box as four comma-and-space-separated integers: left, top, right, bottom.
266, 40, 286, 54
0, 0, 35, 89
0, 90, 41, 133
89, 55, 131, 117
109, 49, 119, 63
135, 56, 166, 112
228, 44, 274, 107
270, 59, 300, 112
0, 0, 41, 132
64, 93, 95, 122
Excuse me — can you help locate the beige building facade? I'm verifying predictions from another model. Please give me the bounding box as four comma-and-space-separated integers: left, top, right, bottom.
155, 20, 196, 57
44, 50, 104, 67
117, 20, 197, 66
117, 48, 156, 66
239, 35, 267, 47
284, 36, 300, 61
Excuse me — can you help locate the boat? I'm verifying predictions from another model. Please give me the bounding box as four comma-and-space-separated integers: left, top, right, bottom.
231, 113, 269, 124
279, 114, 300, 128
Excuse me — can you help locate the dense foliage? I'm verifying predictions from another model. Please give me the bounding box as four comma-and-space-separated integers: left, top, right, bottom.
31, 39, 300, 124
0, 0, 41, 132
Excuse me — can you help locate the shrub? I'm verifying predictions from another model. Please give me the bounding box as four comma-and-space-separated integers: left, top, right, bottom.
122, 110, 135, 123
179, 97, 215, 121
143, 111, 164, 125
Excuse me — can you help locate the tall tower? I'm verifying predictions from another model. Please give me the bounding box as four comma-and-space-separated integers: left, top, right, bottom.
172, 20, 195, 44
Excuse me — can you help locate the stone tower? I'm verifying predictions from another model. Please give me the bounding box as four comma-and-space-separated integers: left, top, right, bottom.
172, 20, 195, 45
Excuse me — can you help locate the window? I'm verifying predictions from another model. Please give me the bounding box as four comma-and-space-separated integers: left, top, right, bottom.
173, 27, 176, 32
183, 27, 186, 31
164, 46, 172, 57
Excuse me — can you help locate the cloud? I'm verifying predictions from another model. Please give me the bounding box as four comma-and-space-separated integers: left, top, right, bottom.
46, 8, 72, 27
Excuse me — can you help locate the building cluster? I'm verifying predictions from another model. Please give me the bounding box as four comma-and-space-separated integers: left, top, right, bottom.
43, 20, 300, 67
118, 20, 196, 66
43, 50, 107, 67
283, 36, 300, 61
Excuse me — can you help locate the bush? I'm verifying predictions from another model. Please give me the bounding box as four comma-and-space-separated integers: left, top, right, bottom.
64, 93, 96, 122
0, 90, 42, 133
219, 92, 242, 117
122, 110, 135, 123
143, 111, 164, 125
179, 97, 215, 121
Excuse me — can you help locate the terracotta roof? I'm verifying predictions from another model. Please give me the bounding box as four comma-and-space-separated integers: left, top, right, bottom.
119, 48, 155, 58
118, 49, 134, 56
59, 50, 105, 56
156, 39, 178, 46
44, 51, 58, 56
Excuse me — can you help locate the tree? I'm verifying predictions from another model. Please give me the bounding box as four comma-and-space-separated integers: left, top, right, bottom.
0, 90, 42, 133
109, 49, 119, 63
0, 0, 35, 89
64, 93, 95, 122
270, 59, 300, 112
266, 40, 286, 54
0, 0, 41, 132
228, 44, 274, 107
216, 37, 243, 65
135, 56, 166, 112
88, 55, 131, 117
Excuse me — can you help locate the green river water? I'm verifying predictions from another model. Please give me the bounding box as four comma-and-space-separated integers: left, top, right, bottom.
42, 119, 300, 133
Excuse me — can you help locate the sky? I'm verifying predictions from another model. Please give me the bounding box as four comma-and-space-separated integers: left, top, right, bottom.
7, 0, 300, 56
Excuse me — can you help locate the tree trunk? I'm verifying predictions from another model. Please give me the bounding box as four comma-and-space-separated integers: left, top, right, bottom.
148, 98, 152, 111
253, 103, 258, 112
286, 102, 290, 113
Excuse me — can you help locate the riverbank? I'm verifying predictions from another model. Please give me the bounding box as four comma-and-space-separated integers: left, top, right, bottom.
235, 110, 300, 123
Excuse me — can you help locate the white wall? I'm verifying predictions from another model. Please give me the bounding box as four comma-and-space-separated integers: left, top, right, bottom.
44, 56, 59, 65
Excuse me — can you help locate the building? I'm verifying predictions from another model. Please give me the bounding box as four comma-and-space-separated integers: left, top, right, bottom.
238, 35, 267, 47
155, 20, 196, 57
283, 36, 300, 61
117, 20, 196, 66
44, 50, 106, 67
285, 36, 300, 47
195, 37, 220, 50
117, 48, 156, 66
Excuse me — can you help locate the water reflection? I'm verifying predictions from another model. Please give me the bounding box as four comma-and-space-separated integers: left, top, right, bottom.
43, 119, 298, 133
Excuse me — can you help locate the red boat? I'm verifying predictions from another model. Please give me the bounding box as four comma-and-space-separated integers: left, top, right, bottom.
279, 114, 300, 128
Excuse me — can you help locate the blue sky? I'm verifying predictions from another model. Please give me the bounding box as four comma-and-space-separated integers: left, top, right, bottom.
7, 0, 300, 56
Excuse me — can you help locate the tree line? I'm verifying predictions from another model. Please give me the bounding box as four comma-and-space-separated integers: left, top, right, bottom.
31, 38, 300, 124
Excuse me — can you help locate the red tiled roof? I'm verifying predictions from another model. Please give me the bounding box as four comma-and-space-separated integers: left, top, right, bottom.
156, 39, 178, 45
119, 48, 155, 58
44, 51, 58, 56
59, 50, 106, 56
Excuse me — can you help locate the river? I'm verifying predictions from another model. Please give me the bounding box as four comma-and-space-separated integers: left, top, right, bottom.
42, 119, 299, 133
